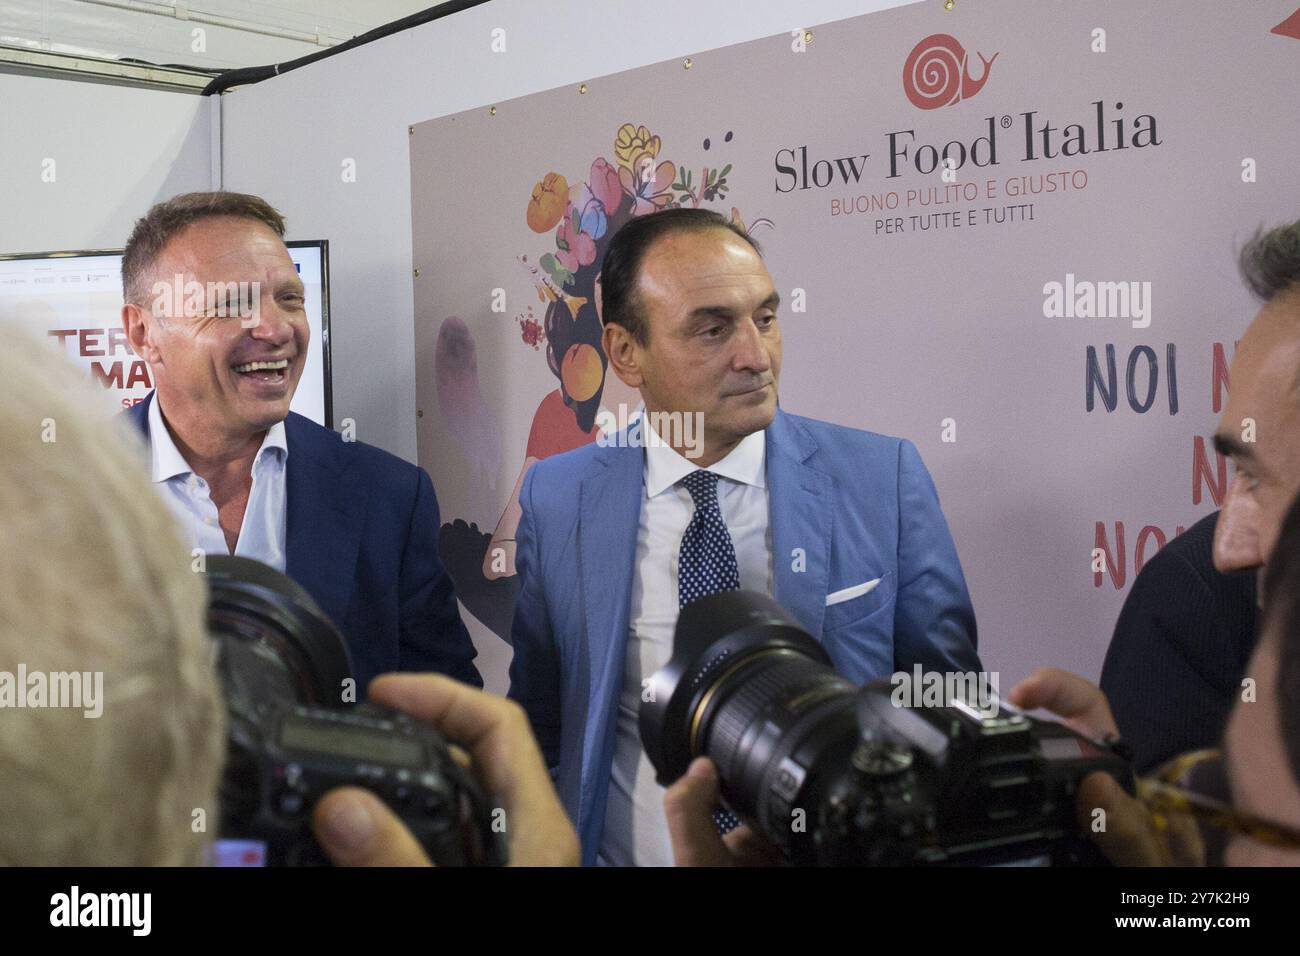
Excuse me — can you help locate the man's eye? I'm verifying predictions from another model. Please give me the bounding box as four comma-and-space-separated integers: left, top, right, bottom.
703, 325, 725, 338
758, 313, 777, 327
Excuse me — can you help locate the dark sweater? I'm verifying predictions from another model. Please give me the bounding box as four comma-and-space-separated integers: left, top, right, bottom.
1099, 511, 1259, 773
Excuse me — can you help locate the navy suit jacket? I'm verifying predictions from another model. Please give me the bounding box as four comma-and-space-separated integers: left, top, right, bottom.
126, 392, 480, 692
507, 408, 979, 864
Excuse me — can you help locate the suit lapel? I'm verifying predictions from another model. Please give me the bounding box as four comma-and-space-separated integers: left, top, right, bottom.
127, 391, 152, 437
768, 410, 833, 638
284, 414, 363, 629
131, 398, 361, 625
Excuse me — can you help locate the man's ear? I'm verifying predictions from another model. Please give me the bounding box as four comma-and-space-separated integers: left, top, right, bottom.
122, 303, 160, 365
602, 322, 644, 389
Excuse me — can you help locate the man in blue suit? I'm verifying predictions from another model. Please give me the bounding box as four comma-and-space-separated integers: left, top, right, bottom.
119, 191, 479, 693
508, 208, 979, 866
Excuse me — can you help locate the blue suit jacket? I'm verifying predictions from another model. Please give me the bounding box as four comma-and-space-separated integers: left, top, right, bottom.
507, 408, 979, 865
126, 392, 480, 693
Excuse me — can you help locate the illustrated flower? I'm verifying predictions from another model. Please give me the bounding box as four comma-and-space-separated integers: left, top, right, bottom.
569, 183, 608, 241
554, 202, 597, 273
614, 124, 661, 173
588, 157, 622, 212
620, 157, 677, 216
614, 123, 676, 215
527, 172, 569, 233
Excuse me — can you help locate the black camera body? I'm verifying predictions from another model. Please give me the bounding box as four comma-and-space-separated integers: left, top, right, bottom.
221, 699, 497, 866
204, 555, 503, 867
641, 590, 1133, 866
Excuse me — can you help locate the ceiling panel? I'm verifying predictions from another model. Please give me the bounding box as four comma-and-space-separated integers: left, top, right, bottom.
0, 0, 449, 71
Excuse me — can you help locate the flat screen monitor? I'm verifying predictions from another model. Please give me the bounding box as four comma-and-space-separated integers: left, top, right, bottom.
0, 240, 333, 427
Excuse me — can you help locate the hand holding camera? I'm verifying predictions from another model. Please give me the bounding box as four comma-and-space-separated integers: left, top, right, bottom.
205, 555, 577, 867
311, 674, 579, 867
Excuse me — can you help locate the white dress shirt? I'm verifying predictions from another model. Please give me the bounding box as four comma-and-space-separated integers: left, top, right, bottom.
147, 395, 289, 571
597, 421, 772, 866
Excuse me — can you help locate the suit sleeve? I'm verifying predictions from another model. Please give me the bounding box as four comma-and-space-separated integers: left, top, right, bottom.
506, 466, 562, 772
396, 466, 483, 687
1100, 547, 1242, 773
892, 439, 982, 674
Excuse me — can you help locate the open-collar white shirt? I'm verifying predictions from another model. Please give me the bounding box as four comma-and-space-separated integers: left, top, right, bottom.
147, 394, 289, 571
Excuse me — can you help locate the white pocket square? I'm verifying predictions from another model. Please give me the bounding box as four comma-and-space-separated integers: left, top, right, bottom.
825, 578, 881, 607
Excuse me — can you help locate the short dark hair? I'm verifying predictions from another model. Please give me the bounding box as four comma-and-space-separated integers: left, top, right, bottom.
599, 207, 762, 343
1261, 489, 1300, 787
121, 191, 286, 306
1239, 220, 1300, 303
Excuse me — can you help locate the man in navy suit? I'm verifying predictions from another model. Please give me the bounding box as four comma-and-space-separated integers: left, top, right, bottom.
119, 191, 479, 694
508, 208, 979, 865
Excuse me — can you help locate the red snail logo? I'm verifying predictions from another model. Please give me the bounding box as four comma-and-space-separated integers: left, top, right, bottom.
1273, 8, 1300, 40
903, 33, 999, 110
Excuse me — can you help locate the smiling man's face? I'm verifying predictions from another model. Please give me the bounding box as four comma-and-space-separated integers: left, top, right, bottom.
611, 228, 781, 465
125, 215, 308, 443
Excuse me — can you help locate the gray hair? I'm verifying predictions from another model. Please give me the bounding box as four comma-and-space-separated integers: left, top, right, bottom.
0, 328, 224, 864
121, 191, 286, 306
1239, 220, 1300, 302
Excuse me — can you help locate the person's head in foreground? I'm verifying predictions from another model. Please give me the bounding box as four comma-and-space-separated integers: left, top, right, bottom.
0, 329, 223, 865
1213, 218, 1300, 577
599, 207, 781, 467
120, 191, 308, 453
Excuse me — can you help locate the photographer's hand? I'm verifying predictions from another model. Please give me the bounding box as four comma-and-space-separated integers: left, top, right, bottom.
1007, 665, 1120, 740
663, 758, 784, 866
312, 674, 579, 867
1007, 667, 1202, 866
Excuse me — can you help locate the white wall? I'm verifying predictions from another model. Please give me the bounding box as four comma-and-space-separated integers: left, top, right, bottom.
0, 72, 213, 254
220, 0, 917, 462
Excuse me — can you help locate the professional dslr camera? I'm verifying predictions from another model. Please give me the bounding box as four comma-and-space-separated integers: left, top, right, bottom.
640, 591, 1133, 866
203, 555, 503, 866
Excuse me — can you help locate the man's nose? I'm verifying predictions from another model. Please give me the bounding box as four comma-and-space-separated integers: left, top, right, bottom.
1212, 476, 1264, 574
247, 299, 294, 345
731, 320, 772, 373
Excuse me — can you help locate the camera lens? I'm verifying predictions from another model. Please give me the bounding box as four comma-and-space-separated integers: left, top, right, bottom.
640, 591, 860, 855
203, 555, 353, 707
692, 649, 857, 816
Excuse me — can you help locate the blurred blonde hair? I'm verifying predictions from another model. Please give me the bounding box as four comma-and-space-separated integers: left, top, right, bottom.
0, 328, 223, 865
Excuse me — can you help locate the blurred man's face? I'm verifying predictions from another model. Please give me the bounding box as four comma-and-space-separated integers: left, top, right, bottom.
125, 216, 308, 442
616, 229, 781, 463
1223, 634, 1300, 865
1213, 295, 1300, 574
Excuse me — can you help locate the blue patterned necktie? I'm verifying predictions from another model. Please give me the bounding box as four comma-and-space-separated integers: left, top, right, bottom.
677, 469, 742, 834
